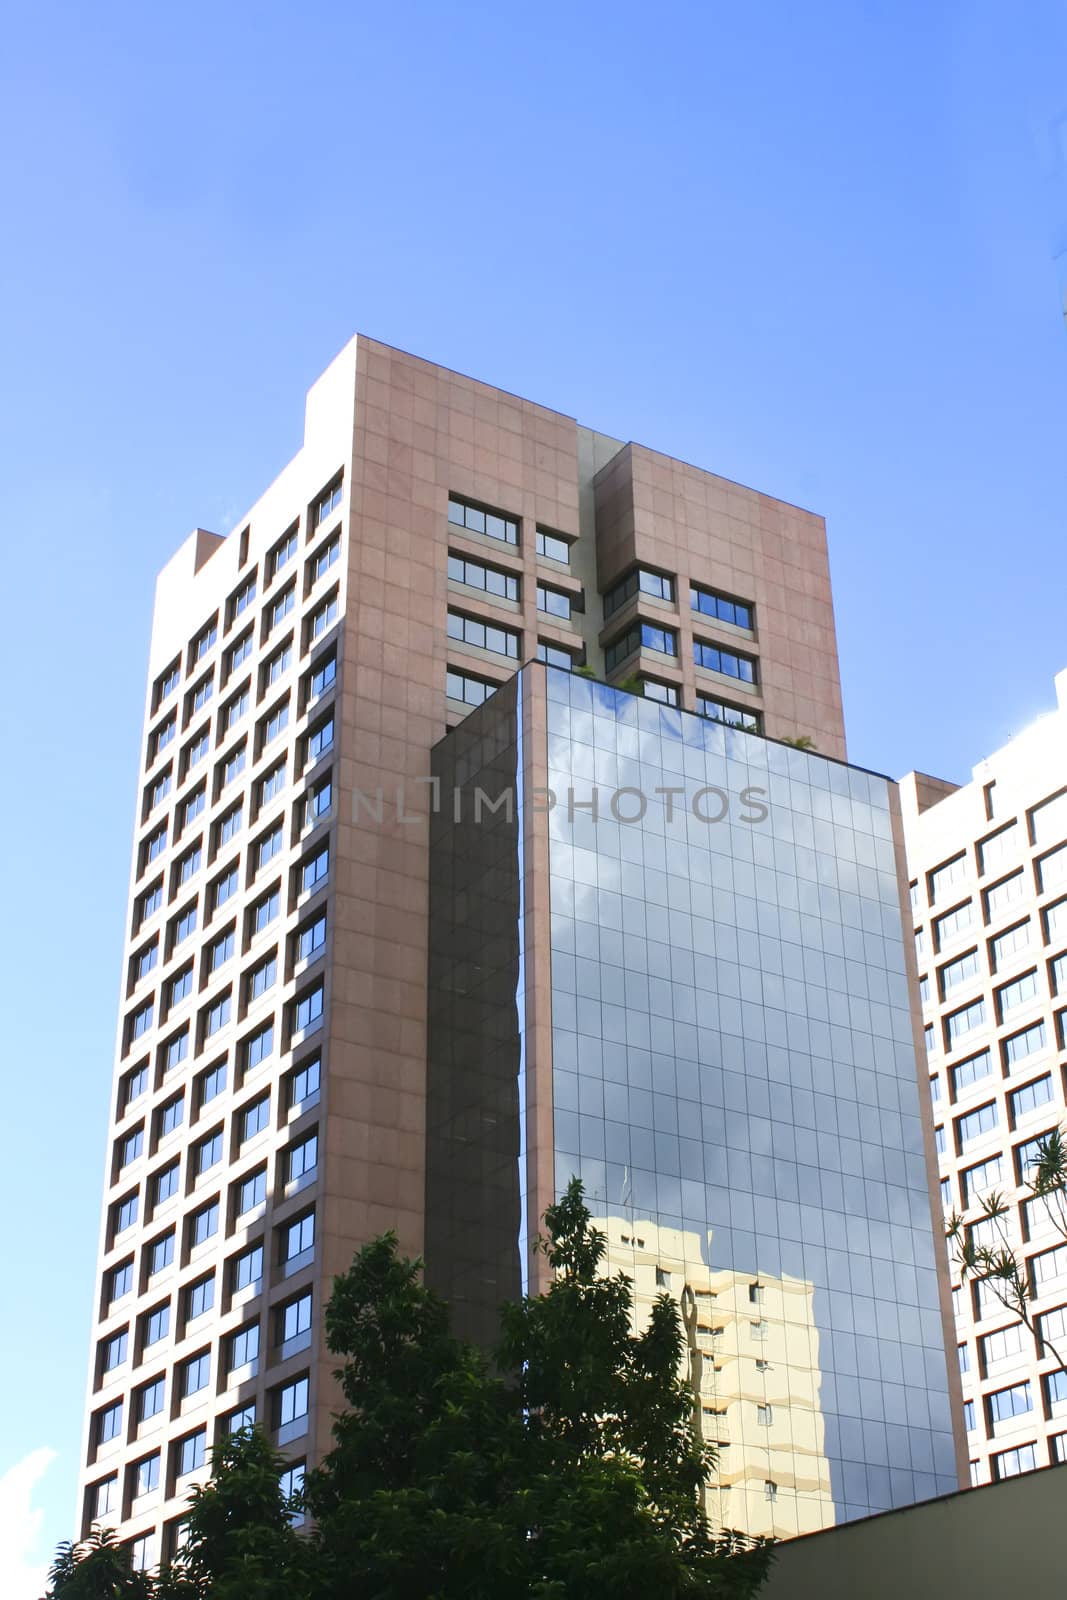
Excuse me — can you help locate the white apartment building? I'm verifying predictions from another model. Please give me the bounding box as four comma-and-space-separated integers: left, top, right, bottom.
901, 669, 1067, 1485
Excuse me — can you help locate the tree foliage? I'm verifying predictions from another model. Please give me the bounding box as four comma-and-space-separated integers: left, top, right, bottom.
946, 1123, 1067, 1371
46, 1181, 772, 1600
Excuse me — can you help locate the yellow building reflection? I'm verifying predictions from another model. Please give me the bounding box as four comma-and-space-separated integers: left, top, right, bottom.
598, 1215, 834, 1539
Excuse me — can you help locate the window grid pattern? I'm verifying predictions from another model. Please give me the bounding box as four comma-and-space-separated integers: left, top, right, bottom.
908, 770, 1067, 1486
84, 478, 345, 1547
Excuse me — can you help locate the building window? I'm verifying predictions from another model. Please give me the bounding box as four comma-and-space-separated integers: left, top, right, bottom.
223, 687, 250, 732
197, 1061, 227, 1109
270, 588, 296, 636
756, 1404, 773, 1425
535, 642, 576, 671
207, 928, 233, 972
236, 1170, 267, 1216
129, 1001, 154, 1043
276, 1376, 310, 1430
271, 528, 299, 578
950, 1050, 992, 1096
113, 1193, 139, 1235
690, 584, 753, 630
261, 701, 290, 750
929, 855, 968, 904
181, 1351, 211, 1397
148, 1232, 175, 1277
1031, 1244, 1067, 1291
97, 1401, 123, 1444
987, 1382, 1032, 1425
979, 823, 1019, 874
310, 537, 340, 584
245, 1023, 275, 1073
156, 660, 181, 706
693, 639, 757, 683
134, 1453, 160, 1497
992, 921, 1031, 969
603, 568, 675, 619
446, 609, 520, 659
222, 745, 247, 789
305, 775, 332, 828
240, 1095, 271, 1144
1031, 790, 1067, 847
228, 631, 253, 676
190, 675, 214, 715
94, 1475, 118, 1517
186, 1274, 215, 1324
190, 1201, 219, 1249
279, 1291, 312, 1349
640, 679, 679, 706
147, 769, 172, 812
696, 695, 761, 732
203, 992, 231, 1038
956, 1100, 998, 1150
282, 1210, 315, 1265
185, 728, 211, 771
152, 714, 176, 759
217, 804, 243, 848
167, 966, 194, 1009
996, 968, 1040, 1020
252, 888, 281, 935
176, 841, 202, 886
446, 667, 497, 706
447, 552, 519, 601
945, 997, 986, 1046
267, 642, 293, 688
247, 954, 277, 1003
940, 948, 980, 996
605, 623, 678, 673
177, 1429, 206, 1477
315, 480, 343, 527
537, 582, 573, 619
289, 1056, 321, 1110
992, 1443, 1037, 1480
172, 905, 198, 948
233, 1242, 264, 1294
101, 1330, 128, 1373
307, 715, 334, 764
447, 494, 518, 545
986, 871, 1026, 920
309, 592, 339, 641
118, 1128, 143, 1170
287, 1132, 318, 1186
982, 1323, 1025, 1368
163, 1028, 189, 1074
109, 1262, 134, 1305
301, 844, 329, 895
535, 527, 570, 563
228, 1322, 260, 1373
963, 1400, 975, 1432
143, 1303, 170, 1348
297, 915, 327, 964
293, 983, 324, 1034
1010, 1075, 1054, 1122
193, 620, 218, 664
122, 1064, 148, 1111
259, 761, 287, 810
138, 1377, 166, 1422
151, 1158, 179, 1203
194, 1129, 223, 1178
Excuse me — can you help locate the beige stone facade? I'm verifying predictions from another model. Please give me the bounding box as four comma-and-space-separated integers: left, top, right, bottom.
901, 668, 1067, 1488
77, 335, 847, 1562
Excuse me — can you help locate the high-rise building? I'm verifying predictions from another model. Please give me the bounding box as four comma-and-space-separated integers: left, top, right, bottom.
78, 334, 953, 1563
427, 668, 964, 1539
900, 669, 1067, 1487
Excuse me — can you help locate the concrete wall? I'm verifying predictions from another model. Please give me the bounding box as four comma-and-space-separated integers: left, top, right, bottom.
762, 1463, 1067, 1597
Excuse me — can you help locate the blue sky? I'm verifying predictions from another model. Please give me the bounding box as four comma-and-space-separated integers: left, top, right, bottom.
2, 0, 1066, 1587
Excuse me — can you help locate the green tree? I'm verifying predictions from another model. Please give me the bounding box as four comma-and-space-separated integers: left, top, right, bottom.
47, 1184, 771, 1600
946, 1124, 1067, 1370
44, 1527, 156, 1600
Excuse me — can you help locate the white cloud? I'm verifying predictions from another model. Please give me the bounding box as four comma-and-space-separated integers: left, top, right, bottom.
0, 1448, 58, 1600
